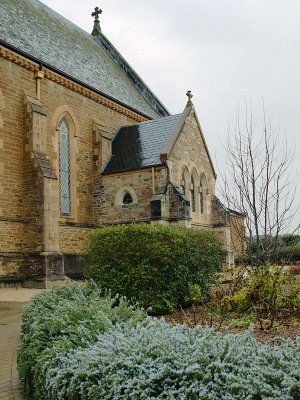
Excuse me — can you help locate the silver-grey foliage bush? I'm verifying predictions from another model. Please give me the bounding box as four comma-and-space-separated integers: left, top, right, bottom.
17, 282, 300, 400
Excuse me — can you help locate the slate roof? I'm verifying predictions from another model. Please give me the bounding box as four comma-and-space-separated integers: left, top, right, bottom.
0, 0, 169, 118
213, 196, 247, 220
103, 114, 182, 174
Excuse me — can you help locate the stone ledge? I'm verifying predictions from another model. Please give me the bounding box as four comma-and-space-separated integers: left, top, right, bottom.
33, 151, 57, 180
58, 221, 99, 228
0, 216, 26, 223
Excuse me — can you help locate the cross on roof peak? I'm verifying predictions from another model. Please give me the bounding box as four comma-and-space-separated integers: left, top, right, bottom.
186, 90, 193, 104
92, 7, 102, 21
91, 6, 102, 36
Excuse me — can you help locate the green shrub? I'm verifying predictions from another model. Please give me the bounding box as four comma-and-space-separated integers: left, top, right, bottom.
279, 234, 300, 247
17, 282, 300, 400
82, 224, 222, 313
17, 282, 146, 400
276, 243, 300, 264
236, 234, 300, 265
217, 265, 300, 329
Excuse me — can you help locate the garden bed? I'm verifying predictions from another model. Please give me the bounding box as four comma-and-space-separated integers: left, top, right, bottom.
162, 303, 300, 343
17, 282, 300, 400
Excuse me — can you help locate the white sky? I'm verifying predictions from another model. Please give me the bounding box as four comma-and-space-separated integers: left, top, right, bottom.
40, 0, 299, 231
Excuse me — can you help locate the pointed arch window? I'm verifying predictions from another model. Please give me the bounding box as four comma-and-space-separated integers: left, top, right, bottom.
59, 118, 71, 215
123, 192, 133, 205
181, 172, 186, 195
200, 181, 204, 214
191, 176, 196, 212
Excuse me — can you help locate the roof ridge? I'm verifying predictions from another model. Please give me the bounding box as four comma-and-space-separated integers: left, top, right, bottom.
93, 31, 170, 117
119, 113, 182, 130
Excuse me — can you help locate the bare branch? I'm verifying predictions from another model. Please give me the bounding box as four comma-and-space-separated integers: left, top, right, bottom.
218, 101, 299, 267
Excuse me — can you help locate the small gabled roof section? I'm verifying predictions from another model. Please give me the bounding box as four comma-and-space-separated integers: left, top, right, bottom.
160, 96, 217, 179
167, 181, 190, 203
102, 114, 181, 175
0, 0, 169, 119
214, 196, 247, 219
150, 181, 189, 203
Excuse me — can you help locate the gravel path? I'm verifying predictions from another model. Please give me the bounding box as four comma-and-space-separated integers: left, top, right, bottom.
0, 288, 46, 303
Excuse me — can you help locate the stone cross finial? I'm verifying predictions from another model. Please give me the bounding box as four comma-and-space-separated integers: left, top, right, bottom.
186, 90, 193, 104
91, 7, 102, 36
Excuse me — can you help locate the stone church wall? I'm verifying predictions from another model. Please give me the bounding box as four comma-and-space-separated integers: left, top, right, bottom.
0, 57, 35, 281
168, 110, 216, 226
230, 215, 246, 254
94, 167, 167, 225
0, 46, 244, 282
0, 53, 146, 283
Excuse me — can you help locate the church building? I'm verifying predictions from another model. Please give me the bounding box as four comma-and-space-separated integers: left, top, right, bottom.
0, 0, 245, 286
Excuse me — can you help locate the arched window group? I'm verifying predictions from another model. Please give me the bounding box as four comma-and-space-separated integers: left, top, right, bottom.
180, 166, 209, 217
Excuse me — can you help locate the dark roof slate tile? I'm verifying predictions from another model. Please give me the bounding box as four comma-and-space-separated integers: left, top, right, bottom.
103, 114, 181, 174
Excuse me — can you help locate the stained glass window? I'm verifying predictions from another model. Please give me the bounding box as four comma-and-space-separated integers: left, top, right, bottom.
200, 181, 204, 214
59, 118, 71, 215
191, 176, 195, 212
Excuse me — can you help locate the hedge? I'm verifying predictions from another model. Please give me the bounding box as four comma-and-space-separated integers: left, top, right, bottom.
82, 224, 222, 313
238, 235, 300, 265
17, 282, 300, 400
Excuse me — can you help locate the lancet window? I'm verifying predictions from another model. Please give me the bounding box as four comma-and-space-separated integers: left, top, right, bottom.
200, 181, 204, 214
59, 118, 71, 215
181, 172, 186, 195
191, 176, 195, 212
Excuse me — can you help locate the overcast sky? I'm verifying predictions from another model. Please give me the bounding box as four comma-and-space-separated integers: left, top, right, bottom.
40, 0, 299, 231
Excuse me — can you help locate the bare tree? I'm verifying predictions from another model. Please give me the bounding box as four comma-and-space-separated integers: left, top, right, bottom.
220, 103, 299, 267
